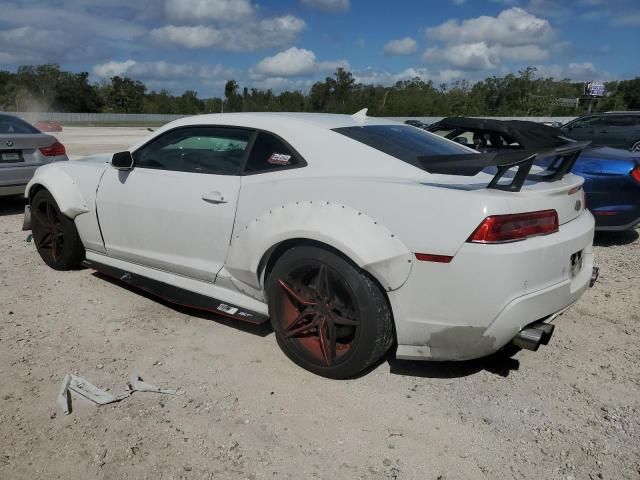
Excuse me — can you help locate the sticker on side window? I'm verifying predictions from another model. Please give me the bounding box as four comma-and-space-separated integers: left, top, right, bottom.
267, 152, 291, 165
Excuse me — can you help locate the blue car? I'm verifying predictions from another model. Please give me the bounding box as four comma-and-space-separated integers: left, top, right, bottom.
572, 147, 640, 230
427, 117, 640, 231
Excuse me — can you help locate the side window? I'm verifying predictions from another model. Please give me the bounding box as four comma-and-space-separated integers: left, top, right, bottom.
572, 116, 603, 128
243, 132, 303, 174
603, 116, 637, 127
133, 127, 252, 175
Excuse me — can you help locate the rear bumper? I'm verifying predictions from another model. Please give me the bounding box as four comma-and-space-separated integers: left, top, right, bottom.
392, 210, 595, 361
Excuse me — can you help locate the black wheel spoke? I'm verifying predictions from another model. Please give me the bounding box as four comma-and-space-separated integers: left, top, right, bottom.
332, 310, 360, 326
318, 316, 336, 366
278, 278, 317, 307
37, 231, 52, 249
32, 208, 51, 228
284, 311, 319, 338
316, 265, 333, 303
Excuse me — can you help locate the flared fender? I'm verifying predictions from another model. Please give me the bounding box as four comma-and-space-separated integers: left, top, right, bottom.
25, 164, 89, 218
225, 201, 413, 293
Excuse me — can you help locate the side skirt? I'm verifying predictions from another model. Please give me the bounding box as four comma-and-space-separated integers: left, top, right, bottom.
82, 259, 269, 325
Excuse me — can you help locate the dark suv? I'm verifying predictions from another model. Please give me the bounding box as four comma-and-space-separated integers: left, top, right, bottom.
561, 112, 640, 151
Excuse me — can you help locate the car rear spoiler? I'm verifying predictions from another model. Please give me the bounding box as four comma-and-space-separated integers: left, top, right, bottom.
417, 141, 591, 192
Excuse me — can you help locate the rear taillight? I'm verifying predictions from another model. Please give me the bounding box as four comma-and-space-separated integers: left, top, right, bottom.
631, 165, 640, 183
468, 210, 559, 244
39, 142, 66, 157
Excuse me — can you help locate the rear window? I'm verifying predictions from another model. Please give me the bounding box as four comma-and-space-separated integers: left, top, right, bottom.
0, 114, 40, 134
333, 125, 471, 168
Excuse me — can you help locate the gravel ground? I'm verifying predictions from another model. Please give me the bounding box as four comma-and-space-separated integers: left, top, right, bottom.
1, 128, 639, 480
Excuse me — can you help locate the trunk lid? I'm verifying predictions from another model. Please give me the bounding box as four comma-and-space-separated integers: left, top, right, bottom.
0, 133, 56, 167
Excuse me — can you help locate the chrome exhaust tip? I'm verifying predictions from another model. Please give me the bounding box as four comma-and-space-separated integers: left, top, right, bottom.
590, 266, 599, 288
512, 322, 555, 351
512, 327, 544, 351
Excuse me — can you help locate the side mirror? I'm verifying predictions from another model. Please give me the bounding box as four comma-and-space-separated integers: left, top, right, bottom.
112, 151, 134, 170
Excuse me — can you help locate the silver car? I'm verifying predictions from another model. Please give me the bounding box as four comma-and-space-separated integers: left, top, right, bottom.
0, 113, 68, 197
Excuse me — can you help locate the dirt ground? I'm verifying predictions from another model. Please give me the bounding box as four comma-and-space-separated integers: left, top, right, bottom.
1, 128, 639, 480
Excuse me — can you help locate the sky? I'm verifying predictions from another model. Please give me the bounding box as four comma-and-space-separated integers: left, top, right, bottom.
0, 0, 638, 96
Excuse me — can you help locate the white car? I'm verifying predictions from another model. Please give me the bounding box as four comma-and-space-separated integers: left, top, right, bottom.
24, 111, 597, 378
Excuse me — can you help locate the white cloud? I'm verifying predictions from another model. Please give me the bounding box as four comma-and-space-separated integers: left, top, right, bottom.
534, 62, 612, 81
427, 8, 554, 47
423, 8, 556, 72
165, 0, 253, 23
611, 10, 640, 25
93, 59, 235, 82
300, 0, 350, 13
93, 60, 138, 78
151, 15, 306, 51
254, 47, 349, 77
0, 1, 147, 65
383, 37, 418, 56
256, 47, 317, 76
424, 42, 549, 70
525, 0, 572, 18
353, 67, 466, 87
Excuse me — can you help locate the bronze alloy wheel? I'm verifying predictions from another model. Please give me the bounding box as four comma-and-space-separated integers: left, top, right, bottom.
277, 262, 361, 367
268, 245, 393, 378
31, 193, 66, 265
30, 189, 84, 270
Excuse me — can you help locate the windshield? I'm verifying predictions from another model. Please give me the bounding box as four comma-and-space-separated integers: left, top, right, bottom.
333, 124, 472, 169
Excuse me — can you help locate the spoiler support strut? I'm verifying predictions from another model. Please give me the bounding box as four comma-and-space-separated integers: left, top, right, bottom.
417, 141, 591, 192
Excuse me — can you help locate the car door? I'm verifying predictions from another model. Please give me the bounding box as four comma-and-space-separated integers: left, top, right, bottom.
96, 126, 254, 283
563, 115, 605, 144
597, 115, 639, 149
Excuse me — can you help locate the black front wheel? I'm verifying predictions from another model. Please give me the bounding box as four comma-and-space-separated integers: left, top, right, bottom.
30, 189, 85, 270
267, 246, 394, 379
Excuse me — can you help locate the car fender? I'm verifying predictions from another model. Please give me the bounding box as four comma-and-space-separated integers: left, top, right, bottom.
225, 201, 413, 293
26, 164, 89, 218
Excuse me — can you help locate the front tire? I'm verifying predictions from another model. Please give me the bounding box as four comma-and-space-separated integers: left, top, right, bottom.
267, 246, 394, 379
30, 189, 85, 270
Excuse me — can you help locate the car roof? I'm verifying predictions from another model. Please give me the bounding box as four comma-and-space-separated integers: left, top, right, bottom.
169, 112, 395, 131
127, 111, 402, 154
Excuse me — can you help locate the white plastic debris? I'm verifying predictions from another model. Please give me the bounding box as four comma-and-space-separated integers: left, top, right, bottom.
57, 372, 183, 415
128, 373, 184, 395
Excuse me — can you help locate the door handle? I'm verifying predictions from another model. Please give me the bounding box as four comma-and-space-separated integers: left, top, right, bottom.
202, 191, 227, 204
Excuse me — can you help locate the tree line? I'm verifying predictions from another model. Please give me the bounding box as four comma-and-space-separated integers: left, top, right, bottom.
1, 64, 639, 116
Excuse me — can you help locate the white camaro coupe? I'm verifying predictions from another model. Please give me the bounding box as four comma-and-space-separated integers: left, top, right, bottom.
24, 111, 597, 378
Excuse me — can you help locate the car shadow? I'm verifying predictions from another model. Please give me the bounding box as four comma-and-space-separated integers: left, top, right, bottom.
594, 229, 639, 246
92, 272, 274, 338
385, 348, 521, 379
0, 196, 26, 217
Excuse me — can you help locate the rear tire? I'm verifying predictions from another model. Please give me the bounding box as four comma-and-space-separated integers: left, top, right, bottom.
630, 140, 640, 152
266, 246, 394, 379
30, 189, 85, 270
